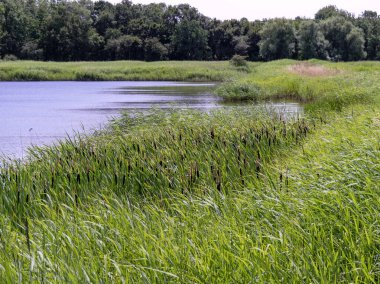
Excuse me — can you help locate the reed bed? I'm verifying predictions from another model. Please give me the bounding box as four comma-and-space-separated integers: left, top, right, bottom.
0, 107, 318, 282
216, 60, 378, 112
0, 60, 248, 82
0, 60, 380, 282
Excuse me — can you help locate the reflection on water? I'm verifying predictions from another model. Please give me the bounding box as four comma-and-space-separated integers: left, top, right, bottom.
0, 81, 303, 158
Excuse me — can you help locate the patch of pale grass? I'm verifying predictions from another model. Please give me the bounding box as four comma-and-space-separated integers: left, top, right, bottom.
287, 62, 340, 77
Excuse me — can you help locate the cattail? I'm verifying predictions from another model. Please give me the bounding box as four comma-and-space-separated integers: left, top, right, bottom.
255, 161, 260, 179
242, 136, 247, 146
25, 217, 30, 253
217, 181, 221, 192
240, 168, 244, 185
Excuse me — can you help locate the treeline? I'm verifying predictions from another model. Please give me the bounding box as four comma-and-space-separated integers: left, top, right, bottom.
0, 0, 379, 61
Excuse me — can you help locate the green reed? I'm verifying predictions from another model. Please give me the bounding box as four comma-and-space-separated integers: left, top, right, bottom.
0, 59, 379, 282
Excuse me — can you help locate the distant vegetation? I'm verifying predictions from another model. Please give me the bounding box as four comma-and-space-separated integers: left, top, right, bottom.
0, 0, 379, 62
0, 60, 245, 81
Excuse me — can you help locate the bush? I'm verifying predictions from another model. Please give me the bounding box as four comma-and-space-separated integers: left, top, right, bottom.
3, 54, 18, 61
216, 82, 263, 101
230, 55, 249, 68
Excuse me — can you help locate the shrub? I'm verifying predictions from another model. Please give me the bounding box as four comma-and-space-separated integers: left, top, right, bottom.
3, 54, 18, 61
230, 55, 249, 68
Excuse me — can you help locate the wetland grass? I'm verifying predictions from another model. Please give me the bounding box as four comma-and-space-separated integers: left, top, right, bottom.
1, 59, 380, 282
0, 60, 248, 82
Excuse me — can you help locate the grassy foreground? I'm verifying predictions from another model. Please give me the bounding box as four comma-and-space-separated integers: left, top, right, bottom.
1, 60, 380, 282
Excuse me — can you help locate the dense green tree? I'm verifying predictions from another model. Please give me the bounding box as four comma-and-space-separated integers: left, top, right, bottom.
144, 37, 168, 61
114, 0, 133, 34
0, 0, 28, 57
87, 27, 105, 59
315, 5, 353, 21
233, 36, 250, 55
298, 21, 328, 59
171, 20, 209, 60
0, 3, 5, 56
92, 0, 115, 36
259, 19, 296, 61
208, 20, 235, 60
127, 3, 165, 39
20, 41, 43, 60
105, 34, 142, 60
0, 0, 377, 62
42, 1, 94, 60
357, 11, 380, 60
246, 21, 262, 61
321, 16, 366, 61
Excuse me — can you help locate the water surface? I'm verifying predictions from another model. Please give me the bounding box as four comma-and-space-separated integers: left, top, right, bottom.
0, 81, 302, 158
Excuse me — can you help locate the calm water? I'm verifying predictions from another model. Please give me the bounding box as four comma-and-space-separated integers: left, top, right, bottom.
0, 81, 302, 158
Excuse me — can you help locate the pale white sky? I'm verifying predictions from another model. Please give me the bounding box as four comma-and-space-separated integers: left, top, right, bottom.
106, 0, 380, 20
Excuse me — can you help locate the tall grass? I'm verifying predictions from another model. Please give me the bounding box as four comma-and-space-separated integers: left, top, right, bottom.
1, 60, 380, 282
216, 60, 378, 113
0, 60, 251, 82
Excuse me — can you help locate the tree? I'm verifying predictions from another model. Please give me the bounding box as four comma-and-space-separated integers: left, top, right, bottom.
92, 0, 115, 36
20, 41, 43, 60
357, 11, 380, 60
246, 21, 263, 61
171, 20, 209, 60
127, 3, 166, 39
41, 1, 94, 60
87, 28, 105, 60
346, 28, 367, 61
0, 0, 28, 58
105, 35, 143, 60
259, 19, 296, 61
0, 3, 5, 57
208, 20, 235, 60
321, 16, 366, 61
114, 0, 133, 34
298, 21, 328, 59
315, 5, 353, 21
233, 36, 250, 56
144, 37, 168, 61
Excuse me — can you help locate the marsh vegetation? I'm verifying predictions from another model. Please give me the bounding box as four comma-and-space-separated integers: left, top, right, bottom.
0, 59, 380, 282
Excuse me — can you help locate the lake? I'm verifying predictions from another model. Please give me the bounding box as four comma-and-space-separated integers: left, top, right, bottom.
0, 81, 302, 158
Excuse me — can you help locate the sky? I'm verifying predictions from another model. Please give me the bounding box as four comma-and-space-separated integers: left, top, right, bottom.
106, 0, 380, 20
